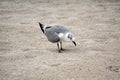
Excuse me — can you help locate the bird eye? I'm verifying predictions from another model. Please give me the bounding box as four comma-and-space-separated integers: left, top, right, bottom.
68, 34, 72, 40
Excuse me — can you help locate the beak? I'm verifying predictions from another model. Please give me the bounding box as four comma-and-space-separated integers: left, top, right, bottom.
72, 41, 76, 46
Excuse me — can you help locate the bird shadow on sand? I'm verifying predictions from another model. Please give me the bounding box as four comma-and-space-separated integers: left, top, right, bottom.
48, 48, 67, 53
48, 47, 79, 53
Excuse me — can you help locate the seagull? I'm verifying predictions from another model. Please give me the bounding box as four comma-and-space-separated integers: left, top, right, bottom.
39, 22, 76, 53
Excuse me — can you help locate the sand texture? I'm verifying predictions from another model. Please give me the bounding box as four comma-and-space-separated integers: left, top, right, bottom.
0, 0, 120, 80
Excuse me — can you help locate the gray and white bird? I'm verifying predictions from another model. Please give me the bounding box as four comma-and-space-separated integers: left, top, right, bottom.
39, 22, 76, 53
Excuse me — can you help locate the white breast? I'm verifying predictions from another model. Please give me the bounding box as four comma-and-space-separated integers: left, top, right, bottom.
58, 32, 70, 41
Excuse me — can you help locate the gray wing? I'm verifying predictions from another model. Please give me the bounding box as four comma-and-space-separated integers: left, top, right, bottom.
45, 26, 69, 43
52, 25, 69, 33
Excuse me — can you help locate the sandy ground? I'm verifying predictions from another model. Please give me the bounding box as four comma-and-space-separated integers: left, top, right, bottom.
0, 0, 120, 80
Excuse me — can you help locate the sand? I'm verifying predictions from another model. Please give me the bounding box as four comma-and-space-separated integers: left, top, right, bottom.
0, 0, 120, 80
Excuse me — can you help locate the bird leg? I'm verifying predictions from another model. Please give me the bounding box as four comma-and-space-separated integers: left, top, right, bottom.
60, 41, 64, 51
57, 42, 61, 53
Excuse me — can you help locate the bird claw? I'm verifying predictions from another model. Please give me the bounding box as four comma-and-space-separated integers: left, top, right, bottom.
59, 50, 61, 53
61, 48, 65, 51
59, 48, 65, 53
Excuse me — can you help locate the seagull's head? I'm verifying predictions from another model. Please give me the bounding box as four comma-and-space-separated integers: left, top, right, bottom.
68, 33, 76, 46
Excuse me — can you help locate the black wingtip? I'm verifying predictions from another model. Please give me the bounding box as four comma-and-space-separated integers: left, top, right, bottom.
39, 22, 42, 27
38, 22, 44, 33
